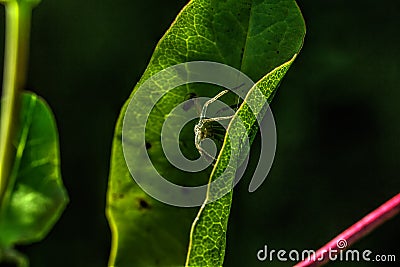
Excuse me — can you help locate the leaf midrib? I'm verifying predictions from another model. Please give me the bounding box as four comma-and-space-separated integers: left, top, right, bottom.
238, 0, 254, 72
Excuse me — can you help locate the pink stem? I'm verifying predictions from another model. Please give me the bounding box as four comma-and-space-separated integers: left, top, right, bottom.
294, 193, 400, 267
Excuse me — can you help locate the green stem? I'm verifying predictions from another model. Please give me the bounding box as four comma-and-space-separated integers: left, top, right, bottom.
0, 247, 28, 267
0, 0, 36, 208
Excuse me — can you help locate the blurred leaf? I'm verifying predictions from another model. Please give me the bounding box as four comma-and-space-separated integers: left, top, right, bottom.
0, 92, 68, 248
107, 0, 305, 266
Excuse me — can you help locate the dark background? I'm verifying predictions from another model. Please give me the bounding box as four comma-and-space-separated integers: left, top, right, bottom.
0, 0, 398, 266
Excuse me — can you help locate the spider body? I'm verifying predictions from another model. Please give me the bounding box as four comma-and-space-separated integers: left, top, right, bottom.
194, 89, 235, 161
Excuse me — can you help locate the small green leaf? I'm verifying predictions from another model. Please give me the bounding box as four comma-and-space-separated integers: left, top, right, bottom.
107, 0, 305, 266
186, 56, 297, 266
0, 92, 68, 248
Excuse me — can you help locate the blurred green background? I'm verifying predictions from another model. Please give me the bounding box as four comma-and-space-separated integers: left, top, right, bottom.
1, 0, 399, 266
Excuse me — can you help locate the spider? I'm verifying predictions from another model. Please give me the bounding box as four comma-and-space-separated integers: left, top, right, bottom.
194, 89, 235, 161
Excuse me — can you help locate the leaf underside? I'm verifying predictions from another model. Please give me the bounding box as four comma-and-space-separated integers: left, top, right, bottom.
106, 0, 305, 266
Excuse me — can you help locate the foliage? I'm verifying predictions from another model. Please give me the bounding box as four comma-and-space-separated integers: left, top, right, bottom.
107, 0, 305, 266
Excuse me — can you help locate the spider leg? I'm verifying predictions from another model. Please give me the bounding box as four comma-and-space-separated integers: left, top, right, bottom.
208, 124, 228, 137
202, 114, 234, 123
200, 89, 229, 119
195, 141, 216, 162
194, 89, 236, 164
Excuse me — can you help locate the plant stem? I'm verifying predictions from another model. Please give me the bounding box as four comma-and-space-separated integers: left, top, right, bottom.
0, 0, 35, 208
294, 193, 400, 267
0, 247, 28, 267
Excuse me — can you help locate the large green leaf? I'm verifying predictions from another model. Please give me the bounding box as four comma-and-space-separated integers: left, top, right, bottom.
0, 92, 68, 248
107, 0, 305, 266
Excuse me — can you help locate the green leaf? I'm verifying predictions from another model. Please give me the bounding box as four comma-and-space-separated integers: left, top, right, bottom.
106, 0, 305, 266
186, 56, 297, 266
0, 92, 68, 248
